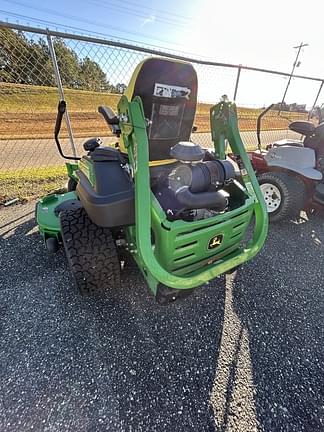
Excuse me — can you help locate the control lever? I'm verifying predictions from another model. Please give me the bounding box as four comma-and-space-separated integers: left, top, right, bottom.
54, 100, 81, 160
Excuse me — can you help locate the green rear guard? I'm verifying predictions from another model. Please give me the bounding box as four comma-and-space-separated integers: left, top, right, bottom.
119, 97, 268, 294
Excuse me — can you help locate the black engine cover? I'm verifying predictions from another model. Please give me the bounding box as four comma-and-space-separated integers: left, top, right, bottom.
76, 147, 135, 227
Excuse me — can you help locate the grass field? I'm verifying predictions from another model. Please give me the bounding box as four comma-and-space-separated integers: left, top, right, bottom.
0, 83, 309, 140
0, 166, 68, 204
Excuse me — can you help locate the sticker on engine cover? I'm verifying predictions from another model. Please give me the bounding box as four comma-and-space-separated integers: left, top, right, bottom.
208, 234, 223, 250
154, 83, 191, 99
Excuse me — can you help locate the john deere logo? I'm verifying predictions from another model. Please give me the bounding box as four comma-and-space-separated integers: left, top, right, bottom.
208, 234, 223, 250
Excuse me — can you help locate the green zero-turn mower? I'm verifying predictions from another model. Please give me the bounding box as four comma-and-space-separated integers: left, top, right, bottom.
36, 58, 268, 304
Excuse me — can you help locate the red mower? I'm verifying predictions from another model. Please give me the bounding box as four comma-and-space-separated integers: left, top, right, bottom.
230, 105, 324, 222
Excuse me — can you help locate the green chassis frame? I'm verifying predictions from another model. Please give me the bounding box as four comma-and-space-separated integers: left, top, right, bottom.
36, 99, 268, 295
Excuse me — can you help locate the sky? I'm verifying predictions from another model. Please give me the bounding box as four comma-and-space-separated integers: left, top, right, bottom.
1, 0, 324, 107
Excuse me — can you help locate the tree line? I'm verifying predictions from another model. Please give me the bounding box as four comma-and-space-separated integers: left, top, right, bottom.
272, 102, 307, 113
0, 28, 126, 93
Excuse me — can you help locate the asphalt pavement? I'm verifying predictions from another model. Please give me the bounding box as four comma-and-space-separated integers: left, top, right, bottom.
0, 203, 324, 431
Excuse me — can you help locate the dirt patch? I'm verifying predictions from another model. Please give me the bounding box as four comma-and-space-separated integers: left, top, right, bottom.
0, 83, 309, 139
0, 110, 308, 140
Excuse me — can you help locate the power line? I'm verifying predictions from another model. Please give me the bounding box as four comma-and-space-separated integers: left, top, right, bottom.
0, 9, 212, 60
2, 0, 193, 34
0, 1, 189, 48
0, 10, 157, 43
94, 0, 194, 23
88, 0, 194, 27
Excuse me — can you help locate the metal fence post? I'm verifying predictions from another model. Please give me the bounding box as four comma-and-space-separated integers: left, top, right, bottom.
46, 31, 77, 158
233, 65, 241, 101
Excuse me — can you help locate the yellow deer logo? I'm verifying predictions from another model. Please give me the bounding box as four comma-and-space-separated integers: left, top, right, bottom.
208, 234, 223, 250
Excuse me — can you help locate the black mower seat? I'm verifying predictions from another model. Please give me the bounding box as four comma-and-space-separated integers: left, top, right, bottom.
289, 121, 315, 136
120, 57, 198, 166
273, 139, 304, 148
289, 122, 324, 158
314, 122, 324, 137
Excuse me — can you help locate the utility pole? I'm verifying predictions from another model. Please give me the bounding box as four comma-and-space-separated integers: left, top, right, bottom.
279, 42, 308, 114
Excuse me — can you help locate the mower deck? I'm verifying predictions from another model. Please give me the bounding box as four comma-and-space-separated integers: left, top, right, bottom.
36, 191, 78, 240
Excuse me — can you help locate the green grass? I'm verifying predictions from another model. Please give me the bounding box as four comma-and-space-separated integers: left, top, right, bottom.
0, 82, 121, 113
0, 166, 68, 205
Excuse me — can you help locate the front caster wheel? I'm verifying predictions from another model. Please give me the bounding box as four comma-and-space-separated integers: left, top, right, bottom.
45, 237, 59, 253
156, 284, 194, 305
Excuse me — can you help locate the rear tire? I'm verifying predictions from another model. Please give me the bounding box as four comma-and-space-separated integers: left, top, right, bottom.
258, 172, 306, 222
60, 208, 120, 296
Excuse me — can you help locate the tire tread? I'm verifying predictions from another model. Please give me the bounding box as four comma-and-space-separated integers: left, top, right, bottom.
60, 208, 120, 295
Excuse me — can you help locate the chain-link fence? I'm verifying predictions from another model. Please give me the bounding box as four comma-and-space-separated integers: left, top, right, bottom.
1, 22, 324, 203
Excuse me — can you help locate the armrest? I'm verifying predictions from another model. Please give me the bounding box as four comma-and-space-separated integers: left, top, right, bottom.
98, 105, 121, 136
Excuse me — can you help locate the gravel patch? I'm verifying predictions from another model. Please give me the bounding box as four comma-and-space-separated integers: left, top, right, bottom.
0, 203, 323, 431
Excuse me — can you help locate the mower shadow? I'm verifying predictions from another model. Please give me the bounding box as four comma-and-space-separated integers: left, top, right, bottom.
1, 206, 226, 432
230, 217, 324, 431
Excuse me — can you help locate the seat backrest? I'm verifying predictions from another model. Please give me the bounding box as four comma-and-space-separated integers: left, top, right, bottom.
122, 57, 198, 163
